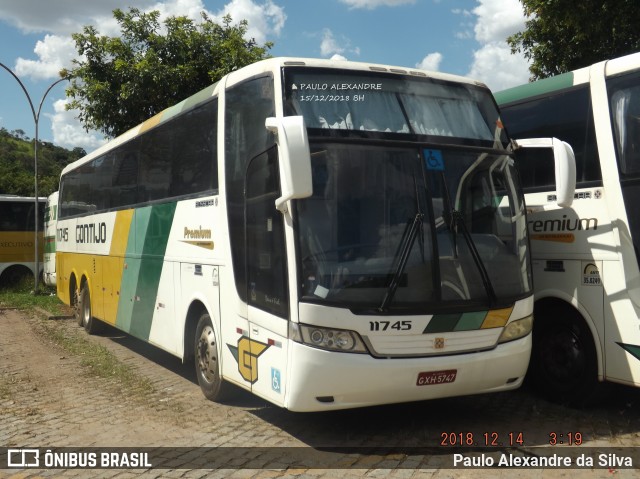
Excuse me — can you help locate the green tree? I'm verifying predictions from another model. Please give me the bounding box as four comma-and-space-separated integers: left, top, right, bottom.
508, 0, 640, 80
62, 8, 273, 138
0, 128, 85, 197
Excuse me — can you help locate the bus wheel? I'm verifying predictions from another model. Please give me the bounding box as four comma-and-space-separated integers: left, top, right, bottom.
74, 287, 83, 327
529, 304, 607, 407
195, 313, 232, 402
77, 284, 103, 335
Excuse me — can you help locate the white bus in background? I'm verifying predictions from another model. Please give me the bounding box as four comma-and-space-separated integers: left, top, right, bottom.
0, 195, 45, 286
56, 57, 573, 411
496, 52, 640, 406
43, 191, 58, 287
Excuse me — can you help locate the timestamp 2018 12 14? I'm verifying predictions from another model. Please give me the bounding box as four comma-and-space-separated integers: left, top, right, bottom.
440, 432, 525, 447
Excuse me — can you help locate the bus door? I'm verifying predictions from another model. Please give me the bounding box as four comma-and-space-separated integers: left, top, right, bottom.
245, 146, 290, 405
601, 67, 640, 385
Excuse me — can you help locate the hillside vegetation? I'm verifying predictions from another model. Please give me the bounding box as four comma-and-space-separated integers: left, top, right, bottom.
0, 128, 86, 197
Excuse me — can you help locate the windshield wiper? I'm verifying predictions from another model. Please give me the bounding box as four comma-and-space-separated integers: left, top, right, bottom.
378, 211, 423, 312
450, 209, 497, 305
437, 171, 496, 305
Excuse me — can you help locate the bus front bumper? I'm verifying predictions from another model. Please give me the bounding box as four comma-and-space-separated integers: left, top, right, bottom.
284, 334, 531, 412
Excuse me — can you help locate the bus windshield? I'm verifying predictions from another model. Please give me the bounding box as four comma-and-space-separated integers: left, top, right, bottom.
284, 68, 506, 145
295, 143, 531, 312
285, 68, 528, 312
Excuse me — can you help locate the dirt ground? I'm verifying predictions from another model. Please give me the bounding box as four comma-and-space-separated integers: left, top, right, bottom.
2, 307, 640, 478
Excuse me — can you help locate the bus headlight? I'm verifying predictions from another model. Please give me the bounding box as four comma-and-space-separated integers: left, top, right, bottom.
290, 323, 368, 353
498, 315, 533, 344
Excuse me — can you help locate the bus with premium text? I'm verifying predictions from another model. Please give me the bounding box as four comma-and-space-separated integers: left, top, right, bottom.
57, 57, 574, 411
0, 195, 45, 286
496, 52, 640, 405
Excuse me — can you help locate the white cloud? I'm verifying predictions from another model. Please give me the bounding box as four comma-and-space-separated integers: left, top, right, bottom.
473, 0, 526, 44
467, 43, 530, 91
319, 28, 360, 60
466, 0, 531, 91
9, 0, 286, 82
49, 99, 106, 151
0, 0, 153, 35
452, 8, 472, 17
213, 0, 286, 44
14, 35, 76, 80
416, 52, 443, 72
320, 29, 345, 57
339, 0, 415, 9
2, 0, 287, 150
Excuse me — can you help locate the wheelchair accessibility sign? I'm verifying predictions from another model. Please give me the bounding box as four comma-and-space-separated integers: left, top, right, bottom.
271, 368, 281, 394
424, 149, 444, 171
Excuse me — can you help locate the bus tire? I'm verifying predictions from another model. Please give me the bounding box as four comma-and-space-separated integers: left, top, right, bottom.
195, 313, 233, 402
77, 284, 103, 335
74, 287, 83, 327
529, 303, 607, 407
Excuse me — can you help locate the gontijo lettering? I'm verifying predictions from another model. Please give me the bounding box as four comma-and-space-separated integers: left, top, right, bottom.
76, 222, 107, 244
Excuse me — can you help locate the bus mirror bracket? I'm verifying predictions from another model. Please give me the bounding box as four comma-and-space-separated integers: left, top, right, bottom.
514, 137, 576, 207
265, 116, 313, 213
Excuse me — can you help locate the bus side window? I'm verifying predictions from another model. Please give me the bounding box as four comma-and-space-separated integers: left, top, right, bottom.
611, 83, 640, 176
513, 147, 556, 193
225, 76, 275, 304
500, 86, 601, 187
246, 146, 288, 318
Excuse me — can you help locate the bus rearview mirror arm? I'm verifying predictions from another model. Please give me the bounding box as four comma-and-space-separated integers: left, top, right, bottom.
514, 138, 576, 208
265, 116, 313, 213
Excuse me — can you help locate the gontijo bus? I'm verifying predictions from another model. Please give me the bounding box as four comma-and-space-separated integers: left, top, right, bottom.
0, 195, 45, 284
43, 191, 58, 286
496, 52, 640, 405
56, 57, 573, 411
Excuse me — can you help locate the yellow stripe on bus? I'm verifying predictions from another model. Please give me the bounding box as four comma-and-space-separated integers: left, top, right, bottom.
102, 209, 134, 325
481, 306, 514, 329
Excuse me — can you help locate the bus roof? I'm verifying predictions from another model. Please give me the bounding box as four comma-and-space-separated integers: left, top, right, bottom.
494, 72, 575, 106
61, 57, 490, 177
495, 51, 640, 106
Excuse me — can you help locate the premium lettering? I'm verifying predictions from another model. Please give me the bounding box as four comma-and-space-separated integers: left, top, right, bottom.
184, 226, 212, 239
529, 215, 597, 233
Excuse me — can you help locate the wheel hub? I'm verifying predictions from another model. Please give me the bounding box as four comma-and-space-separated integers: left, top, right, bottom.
197, 325, 218, 383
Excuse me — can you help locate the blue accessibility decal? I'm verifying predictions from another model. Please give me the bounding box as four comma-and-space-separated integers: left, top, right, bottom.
424, 149, 444, 171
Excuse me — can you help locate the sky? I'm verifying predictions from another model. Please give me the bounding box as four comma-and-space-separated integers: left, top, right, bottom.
0, 0, 531, 152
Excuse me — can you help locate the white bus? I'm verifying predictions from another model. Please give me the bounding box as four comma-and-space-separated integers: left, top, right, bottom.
57, 57, 572, 411
0, 195, 45, 286
43, 191, 58, 286
496, 52, 640, 405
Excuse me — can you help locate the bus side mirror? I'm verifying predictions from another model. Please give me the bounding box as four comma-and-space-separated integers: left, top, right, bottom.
514, 138, 576, 207
265, 116, 313, 213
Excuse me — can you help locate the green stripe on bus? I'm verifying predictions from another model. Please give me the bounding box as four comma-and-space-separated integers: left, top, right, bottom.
618, 343, 640, 362
454, 311, 487, 331
116, 207, 152, 333
44, 236, 56, 253
424, 313, 462, 333
129, 202, 177, 341
157, 102, 183, 124
423, 311, 493, 333
494, 72, 575, 105
181, 83, 217, 112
